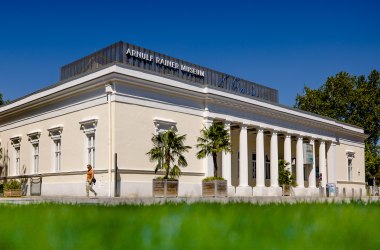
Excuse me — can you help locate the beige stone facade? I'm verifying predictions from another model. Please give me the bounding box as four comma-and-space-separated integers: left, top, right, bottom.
0, 61, 366, 198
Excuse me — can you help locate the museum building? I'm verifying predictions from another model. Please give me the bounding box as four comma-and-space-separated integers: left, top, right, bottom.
0, 41, 366, 197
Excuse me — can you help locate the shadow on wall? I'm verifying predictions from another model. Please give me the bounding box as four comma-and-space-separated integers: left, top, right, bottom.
21, 164, 28, 196
0, 146, 9, 177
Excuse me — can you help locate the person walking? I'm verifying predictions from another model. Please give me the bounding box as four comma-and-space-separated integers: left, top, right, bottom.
86, 164, 97, 197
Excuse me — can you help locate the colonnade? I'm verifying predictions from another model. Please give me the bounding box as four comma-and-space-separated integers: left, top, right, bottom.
207, 120, 336, 196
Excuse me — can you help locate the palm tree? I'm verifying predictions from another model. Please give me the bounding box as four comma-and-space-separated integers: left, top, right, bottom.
146, 130, 192, 179
196, 122, 232, 178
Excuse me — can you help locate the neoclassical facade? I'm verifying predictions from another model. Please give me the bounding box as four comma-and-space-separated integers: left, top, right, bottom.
0, 42, 366, 197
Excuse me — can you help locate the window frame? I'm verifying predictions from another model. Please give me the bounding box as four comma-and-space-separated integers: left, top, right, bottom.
10, 136, 22, 176
80, 119, 98, 168
346, 150, 355, 182
48, 126, 63, 172
54, 139, 62, 172
87, 133, 96, 167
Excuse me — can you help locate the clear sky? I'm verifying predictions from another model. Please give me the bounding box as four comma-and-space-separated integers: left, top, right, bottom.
0, 0, 379, 107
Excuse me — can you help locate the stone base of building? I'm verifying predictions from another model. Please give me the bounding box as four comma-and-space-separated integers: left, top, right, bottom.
252, 186, 283, 196
336, 185, 366, 198
293, 187, 319, 197
31, 181, 341, 198
121, 181, 202, 197
235, 186, 252, 196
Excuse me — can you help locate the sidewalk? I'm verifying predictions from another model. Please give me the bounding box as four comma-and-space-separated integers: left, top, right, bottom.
0, 195, 379, 205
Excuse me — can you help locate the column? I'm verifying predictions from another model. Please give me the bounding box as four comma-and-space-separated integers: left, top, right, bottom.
327, 142, 336, 184
203, 118, 214, 177
239, 124, 248, 187
309, 139, 316, 188
270, 130, 279, 187
319, 140, 326, 187
256, 128, 265, 187
222, 121, 232, 186
284, 134, 292, 172
296, 136, 304, 188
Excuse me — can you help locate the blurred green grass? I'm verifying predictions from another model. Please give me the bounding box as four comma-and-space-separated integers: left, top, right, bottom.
0, 201, 379, 250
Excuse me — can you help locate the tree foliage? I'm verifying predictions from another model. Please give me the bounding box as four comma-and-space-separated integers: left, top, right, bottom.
146, 130, 191, 180
295, 70, 380, 179
0, 93, 4, 106
196, 122, 232, 178
0, 92, 10, 106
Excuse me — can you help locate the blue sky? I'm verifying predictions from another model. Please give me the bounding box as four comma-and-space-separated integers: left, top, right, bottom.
0, 0, 379, 106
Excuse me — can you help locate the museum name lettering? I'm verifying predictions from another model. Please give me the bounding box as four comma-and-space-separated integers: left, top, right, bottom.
126, 47, 265, 100
126, 48, 205, 77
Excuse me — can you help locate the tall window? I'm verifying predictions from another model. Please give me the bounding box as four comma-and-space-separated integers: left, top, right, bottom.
348, 158, 353, 181
80, 119, 98, 167
265, 155, 270, 179
54, 139, 61, 172
28, 132, 41, 174
346, 151, 355, 182
33, 144, 39, 173
15, 147, 20, 175
238, 152, 240, 178
87, 134, 95, 167
48, 126, 63, 172
10, 136, 22, 176
252, 153, 256, 178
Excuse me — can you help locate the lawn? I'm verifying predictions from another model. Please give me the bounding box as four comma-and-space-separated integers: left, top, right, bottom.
0, 201, 379, 249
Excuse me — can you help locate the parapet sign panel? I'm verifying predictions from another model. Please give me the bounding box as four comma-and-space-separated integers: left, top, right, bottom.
61, 42, 278, 103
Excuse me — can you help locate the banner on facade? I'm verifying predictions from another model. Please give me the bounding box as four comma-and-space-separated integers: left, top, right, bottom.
303, 143, 313, 164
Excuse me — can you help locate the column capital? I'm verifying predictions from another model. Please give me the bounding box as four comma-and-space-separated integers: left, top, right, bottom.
297, 135, 303, 140
271, 131, 278, 136
309, 138, 315, 144
270, 128, 279, 135
240, 123, 248, 129
256, 127, 265, 133
223, 120, 232, 126
203, 118, 213, 129
203, 117, 213, 123
284, 133, 292, 139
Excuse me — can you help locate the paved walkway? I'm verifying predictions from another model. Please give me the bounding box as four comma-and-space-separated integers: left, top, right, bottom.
0, 195, 379, 205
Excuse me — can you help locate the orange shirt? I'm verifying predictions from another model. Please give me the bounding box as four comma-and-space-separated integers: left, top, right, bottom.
87, 168, 94, 182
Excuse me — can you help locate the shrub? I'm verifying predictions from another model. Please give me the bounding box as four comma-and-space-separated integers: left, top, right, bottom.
202, 176, 225, 182
4, 180, 22, 190
154, 176, 177, 181
278, 160, 296, 187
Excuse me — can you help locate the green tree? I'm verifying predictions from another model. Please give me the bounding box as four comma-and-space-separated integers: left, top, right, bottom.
196, 122, 232, 178
146, 130, 191, 180
0, 93, 4, 106
295, 70, 380, 179
0, 92, 10, 106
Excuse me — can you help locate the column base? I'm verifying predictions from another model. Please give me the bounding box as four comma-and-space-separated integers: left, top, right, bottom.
235, 186, 252, 196
228, 186, 236, 196
252, 186, 282, 196
308, 187, 320, 197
